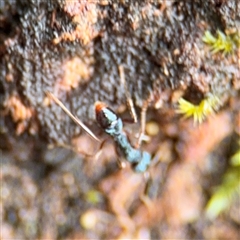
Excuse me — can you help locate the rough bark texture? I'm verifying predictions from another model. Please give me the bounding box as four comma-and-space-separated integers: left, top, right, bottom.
0, 0, 239, 239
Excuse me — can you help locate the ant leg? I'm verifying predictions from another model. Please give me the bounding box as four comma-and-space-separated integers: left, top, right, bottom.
137, 99, 151, 148
118, 65, 153, 148
48, 138, 108, 160
116, 157, 127, 170
119, 65, 137, 123
49, 142, 95, 157
139, 172, 155, 212
92, 139, 106, 159
138, 100, 148, 147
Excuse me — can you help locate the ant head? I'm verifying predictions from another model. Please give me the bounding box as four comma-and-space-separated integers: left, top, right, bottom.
95, 102, 123, 136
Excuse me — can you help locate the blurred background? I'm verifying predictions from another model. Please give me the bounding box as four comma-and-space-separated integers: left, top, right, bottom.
0, 0, 239, 239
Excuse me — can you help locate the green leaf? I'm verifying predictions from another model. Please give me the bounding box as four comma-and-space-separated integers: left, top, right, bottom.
205, 167, 240, 219
231, 151, 240, 166
205, 189, 231, 219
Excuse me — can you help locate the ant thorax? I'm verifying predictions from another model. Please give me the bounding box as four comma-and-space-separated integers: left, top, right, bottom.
114, 132, 142, 162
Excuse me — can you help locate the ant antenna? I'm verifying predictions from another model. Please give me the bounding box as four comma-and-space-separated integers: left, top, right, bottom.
46, 91, 100, 142
119, 65, 138, 123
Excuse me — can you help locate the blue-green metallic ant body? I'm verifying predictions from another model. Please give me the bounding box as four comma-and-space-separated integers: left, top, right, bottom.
95, 102, 151, 173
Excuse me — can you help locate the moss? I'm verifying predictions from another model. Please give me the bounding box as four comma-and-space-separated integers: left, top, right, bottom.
177, 94, 221, 124
205, 142, 240, 219
203, 30, 239, 54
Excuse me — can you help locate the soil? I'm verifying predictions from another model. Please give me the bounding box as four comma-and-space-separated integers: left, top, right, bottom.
0, 0, 239, 239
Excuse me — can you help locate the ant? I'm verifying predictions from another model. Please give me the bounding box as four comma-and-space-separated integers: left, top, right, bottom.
95, 101, 151, 173
46, 66, 153, 173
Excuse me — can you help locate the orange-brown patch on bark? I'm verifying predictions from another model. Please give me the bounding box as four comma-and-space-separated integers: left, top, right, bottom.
58, 57, 93, 91
4, 95, 35, 135
53, 1, 99, 45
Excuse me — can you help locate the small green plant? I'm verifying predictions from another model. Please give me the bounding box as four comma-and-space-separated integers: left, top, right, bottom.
231, 144, 240, 166
177, 94, 221, 124
202, 30, 239, 54
205, 142, 240, 219
85, 189, 103, 205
